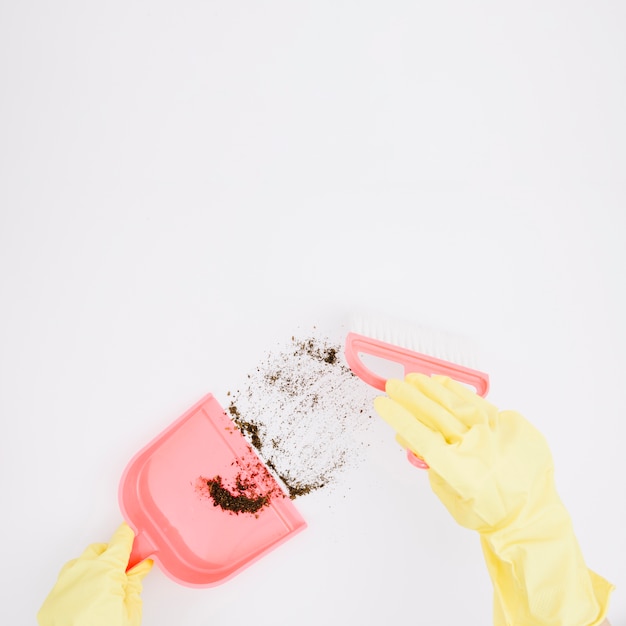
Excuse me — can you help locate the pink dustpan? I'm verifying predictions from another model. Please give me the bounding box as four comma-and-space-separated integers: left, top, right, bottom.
119, 393, 307, 587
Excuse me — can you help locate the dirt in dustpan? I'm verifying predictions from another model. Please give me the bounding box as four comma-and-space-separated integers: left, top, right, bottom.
196, 451, 282, 516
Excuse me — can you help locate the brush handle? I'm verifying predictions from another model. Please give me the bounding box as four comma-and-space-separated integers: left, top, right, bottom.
345, 332, 489, 395
345, 332, 490, 470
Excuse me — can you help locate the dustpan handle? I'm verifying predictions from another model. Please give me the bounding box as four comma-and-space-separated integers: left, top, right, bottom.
126, 530, 157, 572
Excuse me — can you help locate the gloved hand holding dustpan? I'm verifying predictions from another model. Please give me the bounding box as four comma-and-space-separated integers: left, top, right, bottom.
37, 523, 152, 626
38, 394, 307, 626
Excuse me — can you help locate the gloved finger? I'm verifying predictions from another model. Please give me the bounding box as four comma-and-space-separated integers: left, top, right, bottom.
394, 433, 431, 466
55, 557, 80, 578
374, 395, 445, 463
124, 559, 153, 621
127, 558, 154, 583
432, 375, 499, 417
79, 542, 108, 560
405, 373, 489, 428
395, 433, 411, 450
384, 378, 467, 443
101, 522, 135, 568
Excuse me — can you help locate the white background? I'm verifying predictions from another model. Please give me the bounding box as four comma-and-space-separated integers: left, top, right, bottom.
1, 1, 625, 624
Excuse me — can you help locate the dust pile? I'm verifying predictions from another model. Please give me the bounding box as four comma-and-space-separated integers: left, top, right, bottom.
196, 451, 284, 516
226, 331, 378, 499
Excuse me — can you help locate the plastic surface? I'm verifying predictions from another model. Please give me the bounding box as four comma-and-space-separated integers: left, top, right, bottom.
344, 331, 490, 469
119, 394, 307, 588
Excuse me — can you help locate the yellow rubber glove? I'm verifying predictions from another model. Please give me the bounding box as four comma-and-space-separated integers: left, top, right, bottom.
374, 373, 614, 626
37, 523, 153, 626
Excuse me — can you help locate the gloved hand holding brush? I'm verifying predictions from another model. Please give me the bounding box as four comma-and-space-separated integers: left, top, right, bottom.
374, 373, 614, 626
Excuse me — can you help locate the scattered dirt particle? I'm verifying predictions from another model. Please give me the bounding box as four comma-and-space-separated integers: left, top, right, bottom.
224, 332, 377, 501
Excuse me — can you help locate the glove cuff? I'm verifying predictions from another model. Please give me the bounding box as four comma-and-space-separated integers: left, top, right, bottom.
479, 496, 614, 625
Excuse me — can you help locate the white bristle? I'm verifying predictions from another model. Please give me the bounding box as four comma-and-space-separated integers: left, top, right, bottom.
349, 313, 479, 369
